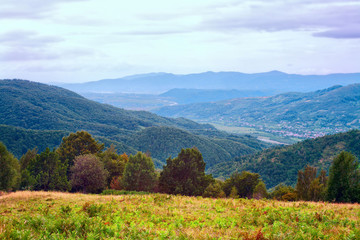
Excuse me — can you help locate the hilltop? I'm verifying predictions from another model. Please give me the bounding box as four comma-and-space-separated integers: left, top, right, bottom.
0, 79, 268, 167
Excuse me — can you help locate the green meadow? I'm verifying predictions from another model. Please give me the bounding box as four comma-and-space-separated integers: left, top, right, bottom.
1, 191, 359, 239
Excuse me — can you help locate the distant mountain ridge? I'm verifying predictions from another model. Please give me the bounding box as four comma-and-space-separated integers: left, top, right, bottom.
58, 71, 360, 94
153, 84, 360, 139
0, 79, 268, 167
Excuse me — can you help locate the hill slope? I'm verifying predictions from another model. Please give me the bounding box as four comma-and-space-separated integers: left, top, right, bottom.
209, 130, 360, 188
0, 79, 268, 167
59, 71, 360, 94
154, 84, 360, 139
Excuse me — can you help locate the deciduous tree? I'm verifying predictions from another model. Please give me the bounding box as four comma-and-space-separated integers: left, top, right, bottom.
57, 131, 104, 170
122, 152, 156, 192
159, 148, 213, 196
27, 148, 70, 191
0, 142, 20, 191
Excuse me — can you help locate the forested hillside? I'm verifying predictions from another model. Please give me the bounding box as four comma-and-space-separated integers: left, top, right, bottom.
0, 125, 136, 159
154, 84, 360, 139
0, 79, 268, 167
209, 130, 360, 188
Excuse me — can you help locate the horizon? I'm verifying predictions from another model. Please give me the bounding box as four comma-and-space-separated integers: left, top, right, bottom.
1, 0, 360, 83
2, 70, 360, 85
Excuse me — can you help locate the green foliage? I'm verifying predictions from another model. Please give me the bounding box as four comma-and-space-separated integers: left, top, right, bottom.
202, 181, 226, 198
98, 144, 128, 186
27, 148, 70, 191
0, 125, 67, 159
223, 171, 262, 198
19, 148, 37, 190
122, 152, 157, 192
70, 154, 108, 193
210, 129, 360, 188
159, 148, 213, 196
326, 151, 360, 203
270, 184, 296, 201
253, 181, 268, 199
296, 166, 327, 201
57, 131, 104, 172
0, 142, 20, 191
229, 186, 239, 198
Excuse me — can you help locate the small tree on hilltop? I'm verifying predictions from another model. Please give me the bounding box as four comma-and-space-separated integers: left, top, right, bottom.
159, 148, 213, 196
70, 154, 108, 193
122, 152, 156, 192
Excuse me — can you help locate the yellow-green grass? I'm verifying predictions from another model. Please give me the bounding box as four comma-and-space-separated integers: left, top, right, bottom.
1, 191, 359, 239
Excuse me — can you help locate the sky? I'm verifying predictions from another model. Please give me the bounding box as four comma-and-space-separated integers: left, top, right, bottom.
0, 0, 360, 83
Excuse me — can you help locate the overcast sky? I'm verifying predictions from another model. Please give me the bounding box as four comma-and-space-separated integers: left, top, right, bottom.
1, 0, 360, 83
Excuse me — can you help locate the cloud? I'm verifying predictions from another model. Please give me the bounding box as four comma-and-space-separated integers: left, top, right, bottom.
119, 29, 190, 36
314, 25, 360, 39
0, 0, 88, 19
0, 30, 64, 47
199, 0, 360, 39
0, 48, 60, 61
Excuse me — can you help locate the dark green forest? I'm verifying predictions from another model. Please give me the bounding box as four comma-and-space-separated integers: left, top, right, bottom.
209, 130, 360, 188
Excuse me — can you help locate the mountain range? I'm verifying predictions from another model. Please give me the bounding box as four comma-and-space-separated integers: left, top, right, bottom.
58, 71, 360, 94
0, 79, 268, 167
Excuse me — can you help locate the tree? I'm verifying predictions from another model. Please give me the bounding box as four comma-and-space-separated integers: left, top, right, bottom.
0, 142, 20, 191
70, 154, 108, 193
122, 152, 157, 192
296, 165, 317, 201
203, 181, 226, 198
27, 148, 70, 191
98, 144, 128, 187
19, 148, 37, 190
253, 181, 268, 199
326, 151, 360, 203
57, 131, 104, 173
223, 171, 262, 198
270, 183, 296, 201
296, 165, 327, 202
159, 148, 213, 196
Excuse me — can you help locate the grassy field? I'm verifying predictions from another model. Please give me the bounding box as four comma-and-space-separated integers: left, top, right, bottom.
0, 191, 359, 239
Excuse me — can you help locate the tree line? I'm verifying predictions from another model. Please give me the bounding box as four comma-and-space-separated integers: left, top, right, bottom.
1, 131, 359, 203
